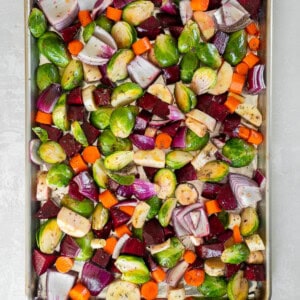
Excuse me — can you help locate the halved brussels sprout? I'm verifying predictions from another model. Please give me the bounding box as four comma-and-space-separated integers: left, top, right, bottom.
61, 195, 94, 218
184, 129, 209, 151
154, 34, 179, 67
52, 94, 69, 131
222, 138, 256, 168
196, 42, 222, 69
111, 82, 144, 107
122, 1, 154, 26
28, 8, 47, 38
228, 270, 249, 300
146, 196, 162, 220
61, 60, 84, 91
83, 21, 96, 43
224, 30, 247, 66
38, 141, 66, 163
240, 207, 259, 237
95, 15, 113, 33
198, 160, 229, 183
92, 203, 109, 230
158, 198, 177, 227
166, 150, 193, 169
154, 168, 177, 200
174, 82, 197, 113
180, 51, 199, 83
36, 63, 60, 91
110, 107, 135, 138
46, 163, 73, 188
111, 21, 137, 49
104, 151, 134, 171
191, 67, 217, 95
197, 275, 227, 298
221, 243, 250, 264
178, 20, 201, 53
107, 172, 135, 186
107, 49, 135, 82
93, 158, 108, 188
90, 107, 114, 130
32, 127, 48, 143
74, 231, 94, 261
71, 121, 89, 147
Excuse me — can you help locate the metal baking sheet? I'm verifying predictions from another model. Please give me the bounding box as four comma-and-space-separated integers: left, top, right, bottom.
25, 0, 272, 298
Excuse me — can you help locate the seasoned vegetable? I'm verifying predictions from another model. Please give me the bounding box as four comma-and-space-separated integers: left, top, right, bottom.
198, 275, 227, 298
184, 129, 209, 151
196, 42, 222, 69
61, 195, 94, 218
95, 15, 113, 33
204, 257, 226, 277
146, 196, 162, 219
111, 82, 144, 107
198, 160, 229, 183
52, 94, 69, 131
92, 159, 108, 188
228, 270, 249, 300
83, 21, 96, 43
180, 51, 199, 83
74, 231, 94, 261
132, 201, 151, 228
174, 82, 197, 113
158, 198, 177, 227
36, 63, 60, 91
133, 148, 165, 168
38, 141, 66, 163
111, 21, 137, 48
122, 1, 155, 26
61, 59, 83, 90
46, 163, 73, 188
110, 107, 135, 138
175, 183, 198, 205
106, 280, 141, 300
191, 67, 217, 95
154, 168, 177, 199
154, 34, 179, 67
166, 150, 193, 169
178, 20, 200, 53
28, 8, 47, 38
71, 121, 88, 147
221, 243, 250, 264
240, 207, 259, 236
104, 151, 134, 171
92, 203, 109, 230
90, 107, 114, 130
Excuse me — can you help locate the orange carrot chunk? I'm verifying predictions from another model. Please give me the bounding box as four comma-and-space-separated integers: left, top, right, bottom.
35, 111, 52, 125
190, 0, 209, 11
205, 200, 222, 215
69, 154, 88, 174
247, 129, 264, 145
184, 269, 205, 286
106, 6, 123, 21
68, 40, 84, 56
119, 205, 135, 216
151, 267, 166, 283
99, 190, 118, 208
243, 52, 260, 69
78, 10, 93, 27
69, 283, 91, 300
238, 126, 251, 140
183, 250, 197, 264
55, 256, 74, 273
155, 132, 172, 149
104, 236, 118, 254
248, 37, 260, 51
132, 37, 152, 55
82, 145, 101, 164
229, 73, 246, 94
233, 225, 243, 243
141, 281, 159, 300
115, 224, 132, 238
235, 62, 249, 76
246, 22, 259, 35
224, 96, 241, 113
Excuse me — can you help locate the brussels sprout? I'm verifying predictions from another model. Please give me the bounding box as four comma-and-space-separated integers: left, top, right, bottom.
95, 15, 113, 32
154, 34, 179, 67
61, 60, 84, 91
196, 42, 222, 69
92, 203, 109, 230
71, 121, 88, 147
98, 129, 132, 156
107, 172, 135, 185
184, 129, 209, 151
191, 67, 217, 95
104, 151, 134, 171
74, 231, 94, 261
52, 94, 70, 131
153, 237, 184, 268
32, 127, 48, 142
122, 1, 154, 26
146, 196, 162, 219
174, 82, 197, 113
36, 63, 60, 91
222, 138, 256, 168
38, 32, 70, 67
197, 275, 227, 298
83, 21, 96, 43
46, 163, 73, 188
37, 219, 63, 254
240, 207, 259, 237
110, 107, 135, 138
107, 49, 135, 82
111, 82, 143, 107
166, 150, 193, 169
221, 243, 250, 264
115, 255, 150, 284
180, 51, 199, 83
28, 8, 47, 38
127, 105, 139, 117
178, 20, 201, 54
90, 107, 114, 130
198, 160, 229, 183
154, 168, 177, 200
224, 30, 247, 66
228, 270, 249, 300
158, 198, 177, 227
93, 158, 108, 188
111, 21, 137, 49
38, 141, 66, 163
61, 195, 94, 218
218, 210, 229, 228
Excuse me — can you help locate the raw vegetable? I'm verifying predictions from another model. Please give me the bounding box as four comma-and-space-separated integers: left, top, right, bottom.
154, 168, 177, 199
198, 160, 229, 182
240, 207, 259, 236
61, 195, 94, 218
111, 82, 144, 107
221, 243, 250, 264
61, 60, 83, 90
174, 82, 197, 113
111, 21, 137, 48
69, 283, 90, 300
175, 183, 198, 205
224, 30, 247, 66
198, 275, 227, 298
146, 196, 162, 219
38, 141, 66, 164
29, 8, 47, 38
92, 203, 109, 230
158, 198, 177, 227
184, 268, 205, 286
36, 63, 60, 91
178, 20, 200, 54
122, 1, 155, 26
106, 280, 141, 300
104, 151, 134, 171
196, 42, 222, 69
166, 150, 193, 169
154, 34, 179, 67
191, 67, 217, 95
141, 281, 158, 300
227, 270, 249, 300
110, 107, 135, 138
180, 51, 199, 83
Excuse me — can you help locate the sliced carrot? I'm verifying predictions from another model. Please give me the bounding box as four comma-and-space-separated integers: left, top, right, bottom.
35, 111, 52, 125
233, 225, 243, 243
55, 256, 74, 273
184, 269, 205, 287
247, 129, 264, 145
243, 52, 260, 69
119, 205, 135, 216
99, 190, 118, 208
235, 62, 249, 76
78, 10, 93, 27
224, 96, 241, 113
132, 37, 152, 55
183, 250, 197, 264
69, 154, 88, 174
151, 267, 166, 283
104, 236, 118, 254
141, 281, 159, 300
106, 6, 122, 21
115, 224, 132, 238
68, 40, 84, 56
246, 22, 259, 35
190, 0, 209, 11
248, 37, 260, 51
69, 283, 91, 300
229, 73, 246, 95
155, 132, 172, 149
238, 126, 251, 140
82, 145, 101, 164
205, 200, 222, 215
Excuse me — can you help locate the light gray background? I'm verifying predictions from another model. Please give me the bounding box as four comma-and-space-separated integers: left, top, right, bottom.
0, 0, 299, 298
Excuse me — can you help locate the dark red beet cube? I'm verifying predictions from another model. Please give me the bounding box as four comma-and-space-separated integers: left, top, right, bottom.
143, 167, 158, 181
190, 257, 204, 270
39, 124, 62, 142
35, 200, 60, 219
137, 93, 160, 111
156, 13, 182, 28
93, 88, 111, 106
169, 26, 184, 39
150, 0, 162, 7
81, 121, 100, 145
93, 218, 113, 239
208, 214, 225, 237
67, 87, 83, 105
60, 235, 81, 258
217, 229, 233, 243
136, 16, 162, 40
59, 23, 81, 43
59, 133, 82, 158
160, 120, 181, 137
107, 259, 121, 274
244, 264, 266, 281
67, 105, 85, 122
202, 183, 223, 199
207, 101, 229, 122
237, 0, 261, 18
134, 110, 152, 133
92, 249, 111, 268
222, 114, 241, 137
68, 180, 85, 201
163, 225, 175, 239
175, 163, 197, 183
110, 208, 131, 229
162, 65, 180, 85
196, 243, 225, 259
143, 219, 165, 246
32, 249, 58, 276
121, 238, 146, 257
152, 100, 170, 118
216, 183, 238, 210
225, 263, 242, 278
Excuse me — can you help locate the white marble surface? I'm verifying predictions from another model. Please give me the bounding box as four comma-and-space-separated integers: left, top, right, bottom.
1, 0, 300, 298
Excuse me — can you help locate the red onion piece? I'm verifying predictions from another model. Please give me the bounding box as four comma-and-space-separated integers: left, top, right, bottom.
93, 26, 118, 50
60, 235, 81, 258
73, 171, 98, 202
112, 199, 138, 208
172, 126, 187, 148
133, 179, 158, 200
166, 260, 189, 287
130, 134, 155, 150
161, 0, 178, 15
30, 139, 43, 165
168, 105, 185, 121
37, 83, 62, 113
91, 0, 114, 19
253, 169, 266, 189
149, 119, 170, 128
247, 64, 266, 94
179, 0, 193, 25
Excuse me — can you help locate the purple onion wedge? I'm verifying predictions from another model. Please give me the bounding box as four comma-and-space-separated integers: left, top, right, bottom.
91, 0, 114, 19
172, 126, 187, 148
247, 64, 266, 94
133, 179, 158, 200
166, 260, 189, 287
73, 171, 98, 202
179, 0, 193, 25
60, 235, 81, 258
161, 0, 178, 15
130, 134, 155, 150
37, 83, 62, 113
212, 31, 229, 55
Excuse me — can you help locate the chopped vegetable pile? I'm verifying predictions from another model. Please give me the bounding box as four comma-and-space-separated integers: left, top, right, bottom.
29, 0, 266, 298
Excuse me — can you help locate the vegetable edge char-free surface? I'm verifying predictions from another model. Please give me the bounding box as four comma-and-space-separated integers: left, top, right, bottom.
26, 0, 270, 298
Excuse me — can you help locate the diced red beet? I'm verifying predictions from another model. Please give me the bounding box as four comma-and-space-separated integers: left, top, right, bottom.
110, 208, 131, 229
68, 180, 85, 201
160, 120, 181, 137
59, 23, 81, 43
225, 263, 242, 279
137, 93, 160, 111
107, 178, 120, 192
113, 0, 134, 9
136, 16, 162, 40
202, 183, 222, 199
99, 64, 115, 88
197, 93, 228, 112
216, 183, 237, 210
217, 229, 233, 243
222, 114, 241, 137
134, 110, 152, 133
67, 105, 85, 122
244, 264, 266, 281
93, 87, 111, 106
81, 121, 100, 145
208, 214, 225, 237
169, 26, 184, 39
67, 87, 83, 105
59, 133, 82, 158
143, 167, 158, 181
143, 219, 165, 246
208, 0, 222, 9
211, 31, 229, 55
207, 101, 229, 122
190, 257, 204, 270
60, 235, 81, 258
156, 13, 182, 28
34, 200, 60, 219
32, 249, 58, 276
151, 0, 162, 7
195, 243, 224, 259
121, 237, 146, 257
237, 0, 261, 18
93, 218, 113, 239
162, 65, 180, 85
163, 225, 175, 239
39, 124, 62, 142
92, 249, 111, 268
152, 100, 170, 118
145, 253, 159, 271
175, 163, 197, 183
